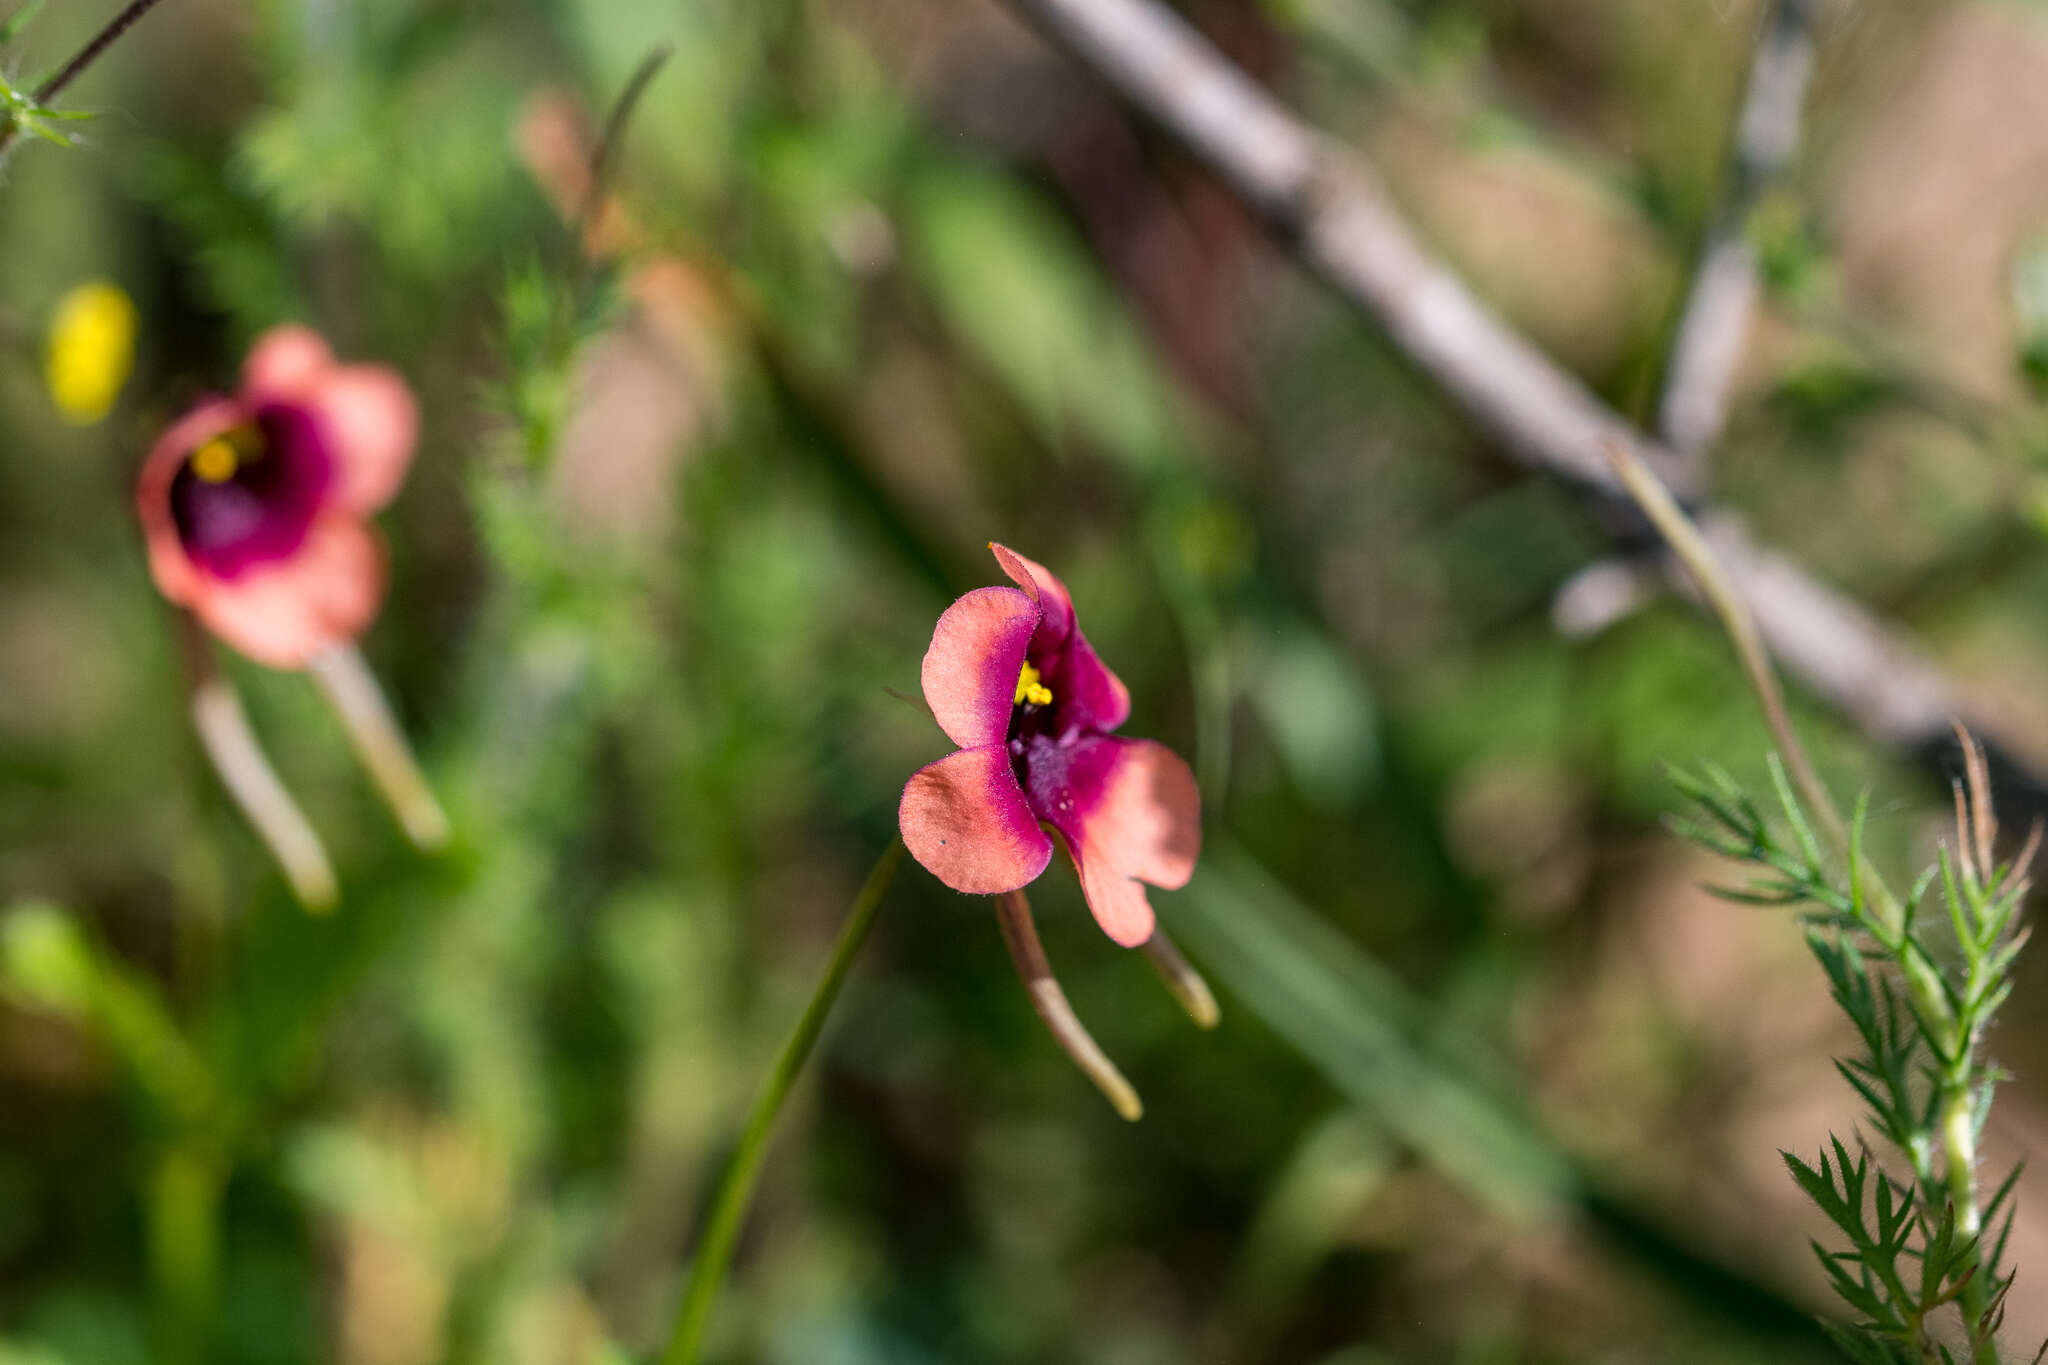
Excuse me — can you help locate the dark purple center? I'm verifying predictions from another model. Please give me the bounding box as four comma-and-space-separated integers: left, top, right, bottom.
168, 402, 334, 579
1008, 649, 1082, 796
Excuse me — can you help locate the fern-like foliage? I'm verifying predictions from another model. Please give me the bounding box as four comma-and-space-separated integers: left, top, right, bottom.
1669, 744, 2038, 1364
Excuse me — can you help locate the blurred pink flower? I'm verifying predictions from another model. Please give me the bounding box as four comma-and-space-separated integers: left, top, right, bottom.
901, 544, 1200, 946
135, 326, 418, 669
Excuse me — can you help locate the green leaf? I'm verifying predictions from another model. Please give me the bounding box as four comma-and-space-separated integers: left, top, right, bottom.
1818, 1320, 1914, 1365
0, 0, 45, 45
1769, 753, 1825, 873
0, 903, 215, 1128
1171, 844, 1573, 1221
905, 165, 1186, 474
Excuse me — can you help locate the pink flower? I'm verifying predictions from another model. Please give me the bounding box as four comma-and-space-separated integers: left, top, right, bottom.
135, 326, 418, 669
900, 544, 1201, 946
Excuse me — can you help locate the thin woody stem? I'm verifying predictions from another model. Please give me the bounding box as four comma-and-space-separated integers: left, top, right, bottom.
994, 889, 1143, 1121
307, 644, 450, 852
1657, 0, 1817, 464
1601, 439, 1843, 850
34, 0, 168, 102
576, 42, 672, 257
1141, 928, 1219, 1029
992, 0, 2048, 833
0, 0, 175, 159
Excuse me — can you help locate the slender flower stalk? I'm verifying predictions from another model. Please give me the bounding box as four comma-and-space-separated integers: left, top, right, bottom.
995, 888, 1143, 1121
307, 644, 449, 851
1602, 440, 1841, 849
188, 672, 338, 912
662, 841, 903, 1365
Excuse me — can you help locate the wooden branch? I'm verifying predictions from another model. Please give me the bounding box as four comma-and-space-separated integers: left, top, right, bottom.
1000, 0, 1694, 498
1564, 0, 1821, 650
995, 0, 2048, 809
1657, 0, 1818, 463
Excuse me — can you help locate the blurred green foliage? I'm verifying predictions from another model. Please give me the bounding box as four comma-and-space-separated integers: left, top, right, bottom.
4, 0, 2047, 1362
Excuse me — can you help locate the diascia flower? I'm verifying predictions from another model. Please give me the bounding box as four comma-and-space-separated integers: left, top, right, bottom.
135, 325, 417, 669
900, 544, 1200, 947
135, 326, 445, 906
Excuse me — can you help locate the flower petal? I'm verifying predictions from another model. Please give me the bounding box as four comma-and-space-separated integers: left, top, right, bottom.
241, 325, 333, 400
136, 396, 246, 607
1023, 734, 1201, 946
920, 585, 1040, 748
900, 743, 1053, 894
989, 542, 1129, 733
240, 326, 418, 513
1050, 632, 1131, 735
1070, 841, 1158, 948
990, 542, 1073, 645
189, 515, 385, 669
307, 364, 419, 512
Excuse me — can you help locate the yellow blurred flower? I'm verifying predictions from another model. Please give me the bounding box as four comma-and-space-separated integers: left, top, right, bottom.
45, 280, 137, 425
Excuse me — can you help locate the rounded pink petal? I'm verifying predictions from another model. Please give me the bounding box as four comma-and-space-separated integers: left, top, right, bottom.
1025, 735, 1200, 946
900, 744, 1053, 895
1073, 737, 1200, 889
307, 364, 419, 512
241, 325, 334, 401
921, 585, 1040, 748
989, 543, 1129, 732
136, 396, 247, 607
1071, 841, 1158, 948
990, 542, 1073, 644
188, 515, 385, 669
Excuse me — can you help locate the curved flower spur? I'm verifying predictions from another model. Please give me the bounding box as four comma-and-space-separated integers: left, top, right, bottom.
137, 325, 448, 908
900, 543, 1213, 1118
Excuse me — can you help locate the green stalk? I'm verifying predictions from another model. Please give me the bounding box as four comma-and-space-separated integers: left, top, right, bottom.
1943, 1093, 1997, 1365
148, 1142, 225, 1365
661, 840, 902, 1365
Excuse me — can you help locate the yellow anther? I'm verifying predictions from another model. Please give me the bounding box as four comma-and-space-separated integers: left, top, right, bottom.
1015, 661, 1054, 708
190, 438, 240, 484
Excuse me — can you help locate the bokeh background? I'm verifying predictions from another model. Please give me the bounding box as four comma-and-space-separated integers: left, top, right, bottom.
6, 0, 2048, 1360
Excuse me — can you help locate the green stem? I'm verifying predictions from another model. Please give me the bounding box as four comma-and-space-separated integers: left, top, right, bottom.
148, 1142, 225, 1365
660, 840, 903, 1365
1942, 1093, 1998, 1365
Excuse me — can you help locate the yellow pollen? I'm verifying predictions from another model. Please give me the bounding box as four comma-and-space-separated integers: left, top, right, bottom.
190, 438, 240, 483
1015, 661, 1053, 708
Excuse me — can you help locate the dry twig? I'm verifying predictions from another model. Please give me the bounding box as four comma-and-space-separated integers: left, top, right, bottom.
994, 0, 2047, 813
